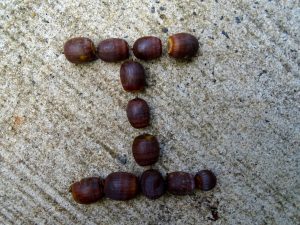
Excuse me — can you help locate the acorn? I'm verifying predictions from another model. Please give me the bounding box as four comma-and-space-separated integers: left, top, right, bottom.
70, 177, 104, 204
132, 134, 159, 166
126, 98, 150, 129
64, 37, 97, 64
195, 170, 217, 191
104, 172, 139, 201
120, 61, 146, 92
140, 169, 166, 199
97, 38, 129, 62
167, 172, 195, 195
133, 36, 162, 60
168, 33, 199, 58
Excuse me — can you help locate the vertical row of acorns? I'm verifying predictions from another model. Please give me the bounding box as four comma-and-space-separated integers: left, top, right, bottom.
64, 33, 217, 204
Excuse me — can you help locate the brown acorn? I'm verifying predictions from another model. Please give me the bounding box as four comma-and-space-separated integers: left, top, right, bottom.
70, 177, 104, 204
104, 172, 139, 201
140, 169, 166, 199
126, 98, 150, 129
167, 172, 195, 195
195, 170, 217, 191
64, 37, 97, 64
132, 134, 159, 166
120, 61, 146, 92
168, 33, 199, 58
97, 38, 129, 62
133, 36, 162, 60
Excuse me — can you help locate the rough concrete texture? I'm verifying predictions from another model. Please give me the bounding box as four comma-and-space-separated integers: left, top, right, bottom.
0, 0, 299, 224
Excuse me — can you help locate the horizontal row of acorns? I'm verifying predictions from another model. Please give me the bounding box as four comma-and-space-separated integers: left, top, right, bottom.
70, 170, 217, 204
63, 33, 199, 64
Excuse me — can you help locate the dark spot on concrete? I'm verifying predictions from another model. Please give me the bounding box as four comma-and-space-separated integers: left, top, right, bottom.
117, 154, 127, 165
162, 27, 168, 33
193, 12, 197, 16
208, 207, 219, 221
42, 19, 49, 23
180, 18, 184, 21
160, 14, 166, 19
258, 70, 267, 77
212, 79, 217, 83
265, 119, 270, 123
159, 6, 166, 11
283, 63, 292, 72
235, 16, 242, 24
220, 16, 224, 20
151, 6, 155, 13
222, 31, 230, 38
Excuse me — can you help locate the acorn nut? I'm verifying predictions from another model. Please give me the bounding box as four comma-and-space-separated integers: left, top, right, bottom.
70, 177, 104, 204
167, 172, 195, 195
104, 172, 139, 201
140, 169, 166, 199
132, 134, 160, 166
168, 33, 199, 58
126, 98, 150, 129
133, 36, 162, 60
120, 61, 146, 92
64, 37, 97, 64
195, 170, 217, 191
97, 38, 129, 62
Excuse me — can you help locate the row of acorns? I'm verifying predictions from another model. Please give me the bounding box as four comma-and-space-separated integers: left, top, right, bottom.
65, 33, 217, 203
70, 170, 217, 203
63, 33, 199, 64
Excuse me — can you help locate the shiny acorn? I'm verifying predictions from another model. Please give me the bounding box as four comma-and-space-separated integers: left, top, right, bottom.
104, 172, 139, 201
97, 38, 129, 62
70, 177, 104, 204
167, 172, 195, 195
126, 98, 150, 128
140, 169, 166, 199
132, 134, 159, 166
133, 36, 162, 60
120, 61, 146, 92
64, 37, 97, 64
168, 33, 199, 58
195, 170, 217, 191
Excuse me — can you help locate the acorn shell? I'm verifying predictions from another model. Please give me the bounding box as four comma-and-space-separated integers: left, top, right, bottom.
64, 37, 97, 64
97, 38, 129, 62
126, 98, 150, 129
70, 177, 104, 204
167, 172, 195, 195
120, 61, 146, 92
104, 172, 139, 201
168, 33, 199, 59
133, 36, 162, 60
140, 169, 166, 199
195, 170, 217, 191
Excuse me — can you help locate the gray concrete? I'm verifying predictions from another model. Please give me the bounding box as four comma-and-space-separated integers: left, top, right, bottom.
0, 0, 299, 224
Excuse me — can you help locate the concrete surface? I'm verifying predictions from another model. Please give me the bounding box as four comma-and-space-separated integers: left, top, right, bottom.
0, 0, 299, 224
